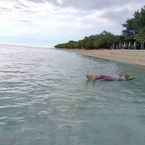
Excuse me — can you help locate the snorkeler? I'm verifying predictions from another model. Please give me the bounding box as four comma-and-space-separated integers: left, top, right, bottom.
86, 74, 135, 81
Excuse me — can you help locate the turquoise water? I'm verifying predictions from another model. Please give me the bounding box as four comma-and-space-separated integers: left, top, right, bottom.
0, 45, 145, 145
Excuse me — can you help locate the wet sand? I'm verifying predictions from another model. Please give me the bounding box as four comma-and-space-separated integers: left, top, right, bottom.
75, 49, 145, 67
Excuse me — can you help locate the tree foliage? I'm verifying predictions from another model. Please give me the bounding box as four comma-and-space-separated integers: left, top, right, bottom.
55, 31, 116, 49
123, 6, 145, 43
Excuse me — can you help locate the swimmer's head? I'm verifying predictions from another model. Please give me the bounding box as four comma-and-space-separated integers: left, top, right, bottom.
86, 73, 97, 80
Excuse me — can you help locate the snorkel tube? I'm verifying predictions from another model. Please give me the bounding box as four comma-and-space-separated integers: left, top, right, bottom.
125, 75, 136, 80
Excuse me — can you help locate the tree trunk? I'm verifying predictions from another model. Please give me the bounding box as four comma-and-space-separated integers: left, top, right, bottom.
128, 42, 131, 49
134, 41, 136, 49
141, 43, 144, 49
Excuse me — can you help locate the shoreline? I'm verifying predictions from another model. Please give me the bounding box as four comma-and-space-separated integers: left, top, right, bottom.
67, 49, 145, 67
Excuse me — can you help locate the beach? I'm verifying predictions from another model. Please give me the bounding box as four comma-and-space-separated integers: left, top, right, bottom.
74, 49, 145, 67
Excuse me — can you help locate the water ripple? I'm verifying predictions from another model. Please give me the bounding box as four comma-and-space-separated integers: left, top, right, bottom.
0, 46, 145, 145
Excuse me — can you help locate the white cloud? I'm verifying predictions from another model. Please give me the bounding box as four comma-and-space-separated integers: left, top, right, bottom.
0, 0, 144, 46
57, 0, 63, 5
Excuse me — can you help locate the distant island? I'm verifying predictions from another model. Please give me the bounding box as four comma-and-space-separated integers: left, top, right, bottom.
55, 6, 145, 50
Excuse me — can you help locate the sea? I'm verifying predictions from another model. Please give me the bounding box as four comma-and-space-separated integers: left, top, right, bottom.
0, 45, 145, 145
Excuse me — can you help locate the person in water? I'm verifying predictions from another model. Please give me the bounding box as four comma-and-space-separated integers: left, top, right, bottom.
86, 73, 135, 81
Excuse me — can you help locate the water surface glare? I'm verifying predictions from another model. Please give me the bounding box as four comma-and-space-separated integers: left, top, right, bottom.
0, 45, 145, 145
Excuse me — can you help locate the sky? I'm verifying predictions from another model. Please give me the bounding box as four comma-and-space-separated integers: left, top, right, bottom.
0, 0, 145, 46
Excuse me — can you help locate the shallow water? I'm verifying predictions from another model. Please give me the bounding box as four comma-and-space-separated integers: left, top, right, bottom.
0, 45, 145, 145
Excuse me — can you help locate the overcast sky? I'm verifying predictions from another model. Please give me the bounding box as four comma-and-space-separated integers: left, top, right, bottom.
0, 0, 144, 46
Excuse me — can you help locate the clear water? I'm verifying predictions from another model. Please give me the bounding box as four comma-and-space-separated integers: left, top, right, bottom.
0, 45, 145, 145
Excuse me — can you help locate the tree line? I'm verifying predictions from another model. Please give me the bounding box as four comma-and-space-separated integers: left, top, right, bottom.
55, 6, 145, 49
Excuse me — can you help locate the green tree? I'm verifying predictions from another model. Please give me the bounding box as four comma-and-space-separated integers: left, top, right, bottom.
123, 6, 145, 43
55, 31, 116, 49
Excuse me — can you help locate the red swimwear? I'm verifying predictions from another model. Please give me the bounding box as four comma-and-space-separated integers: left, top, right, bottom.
96, 75, 115, 81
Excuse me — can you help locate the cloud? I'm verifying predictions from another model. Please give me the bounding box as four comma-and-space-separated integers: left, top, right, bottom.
24, 0, 145, 10
0, 0, 144, 46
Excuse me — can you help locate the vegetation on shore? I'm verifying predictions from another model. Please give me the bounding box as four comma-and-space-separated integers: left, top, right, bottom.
55, 6, 145, 49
